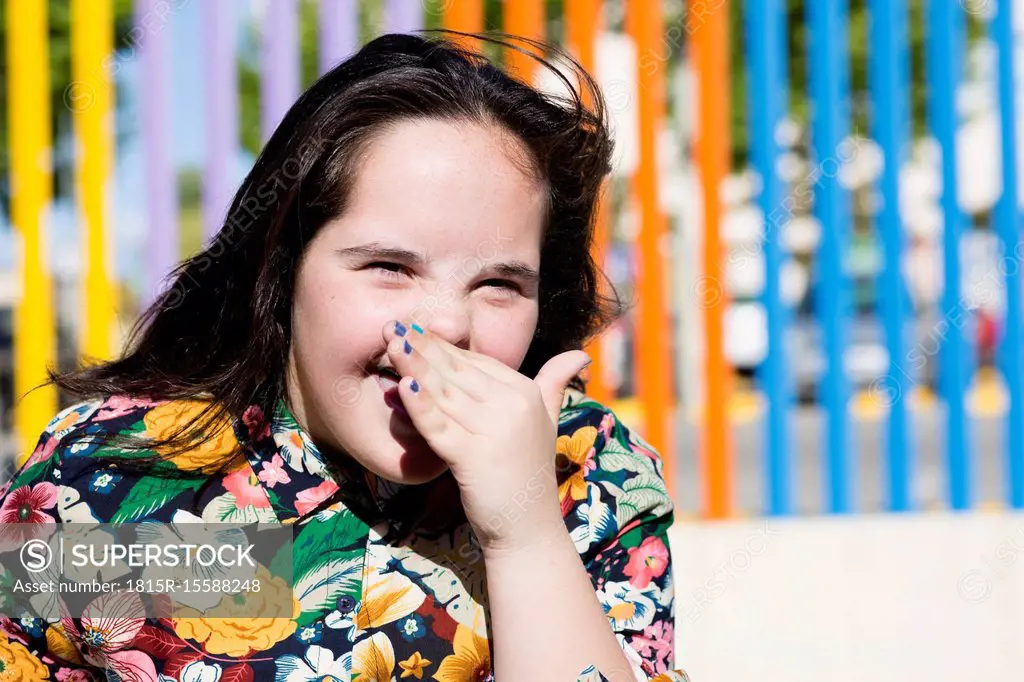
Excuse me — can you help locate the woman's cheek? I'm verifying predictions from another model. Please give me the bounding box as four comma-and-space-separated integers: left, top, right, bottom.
475, 302, 538, 368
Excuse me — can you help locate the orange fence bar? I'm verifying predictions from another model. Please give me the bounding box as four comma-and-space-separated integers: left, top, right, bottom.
503, 0, 544, 82
566, 0, 613, 406
692, 0, 733, 518
442, 0, 484, 51
626, 0, 675, 492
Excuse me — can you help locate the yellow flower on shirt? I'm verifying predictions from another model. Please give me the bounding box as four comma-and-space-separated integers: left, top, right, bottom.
557, 425, 598, 504
398, 651, 431, 679
0, 635, 49, 681
352, 632, 395, 681
144, 400, 243, 473
433, 624, 491, 682
172, 566, 299, 656
45, 624, 84, 665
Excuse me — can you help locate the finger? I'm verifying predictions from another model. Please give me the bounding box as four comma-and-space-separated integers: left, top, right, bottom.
534, 350, 591, 423
401, 320, 524, 386
386, 333, 497, 434
395, 375, 471, 458
433, 338, 522, 384
387, 321, 502, 400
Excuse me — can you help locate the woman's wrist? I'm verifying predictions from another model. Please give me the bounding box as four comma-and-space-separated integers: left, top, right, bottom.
477, 500, 569, 559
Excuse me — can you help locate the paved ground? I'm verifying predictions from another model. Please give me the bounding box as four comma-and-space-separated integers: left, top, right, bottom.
669, 511, 1024, 682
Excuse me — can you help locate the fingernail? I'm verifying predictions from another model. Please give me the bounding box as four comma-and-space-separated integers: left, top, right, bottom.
394, 321, 408, 337
411, 323, 424, 334
403, 340, 414, 355
410, 379, 420, 393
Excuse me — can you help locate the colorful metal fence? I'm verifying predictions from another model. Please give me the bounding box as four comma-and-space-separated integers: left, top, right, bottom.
5, 1, 1024, 519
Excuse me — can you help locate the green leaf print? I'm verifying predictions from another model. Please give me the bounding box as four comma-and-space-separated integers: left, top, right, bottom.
614, 476, 671, 527
14, 453, 60, 488
592, 434, 644, 473
110, 477, 206, 522
558, 406, 591, 426
292, 509, 369, 580
294, 554, 363, 627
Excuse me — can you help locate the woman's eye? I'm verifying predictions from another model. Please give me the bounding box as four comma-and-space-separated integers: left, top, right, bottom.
368, 262, 408, 280
479, 279, 520, 295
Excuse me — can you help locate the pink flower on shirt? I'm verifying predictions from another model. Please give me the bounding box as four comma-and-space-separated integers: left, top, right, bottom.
630, 620, 674, 673
258, 454, 291, 488
0, 482, 58, 551
223, 470, 271, 509
242, 404, 272, 441
295, 480, 340, 516
94, 394, 157, 421
623, 535, 669, 589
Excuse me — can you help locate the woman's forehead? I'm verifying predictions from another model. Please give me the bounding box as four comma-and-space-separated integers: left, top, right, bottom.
329, 119, 546, 257
351, 119, 544, 206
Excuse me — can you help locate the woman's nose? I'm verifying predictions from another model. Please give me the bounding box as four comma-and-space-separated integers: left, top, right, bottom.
411, 298, 471, 350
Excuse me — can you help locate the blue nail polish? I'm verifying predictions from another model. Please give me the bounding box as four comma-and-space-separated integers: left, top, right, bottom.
394, 321, 407, 337
403, 340, 413, 355
410, 379, 420, 393
411, 323, 424, 334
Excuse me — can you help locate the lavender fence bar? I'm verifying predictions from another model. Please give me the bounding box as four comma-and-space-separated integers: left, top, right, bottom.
202, 0, 238, 243
261, 0, 300, 142
319, 0, 358, 74
385, 0, 423, 34
136, 0, 178, 307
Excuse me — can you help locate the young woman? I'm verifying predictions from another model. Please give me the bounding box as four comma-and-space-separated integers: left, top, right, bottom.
0, 32, 687, 682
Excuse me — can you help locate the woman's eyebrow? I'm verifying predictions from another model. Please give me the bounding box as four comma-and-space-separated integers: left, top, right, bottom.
485, 261, 540, 286
338, 241, 539, 284
336, 243, 426, 266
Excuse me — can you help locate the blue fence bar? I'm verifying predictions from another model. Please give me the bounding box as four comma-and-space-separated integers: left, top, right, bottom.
993, 0, 1024, 509
869, 0, 913, 511
261, 0, 300, 142
136, 0, 178, 306
202, 0, 238, 242
808, 0, 853, 513
319, 0, 358, 75
925, 0, 970, 510
746, 0, 791, 516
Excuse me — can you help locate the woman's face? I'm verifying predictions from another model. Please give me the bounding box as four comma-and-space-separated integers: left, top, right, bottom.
285, 118, 547, 484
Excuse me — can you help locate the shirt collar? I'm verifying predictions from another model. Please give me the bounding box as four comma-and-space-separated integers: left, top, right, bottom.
234, 397, 442, 528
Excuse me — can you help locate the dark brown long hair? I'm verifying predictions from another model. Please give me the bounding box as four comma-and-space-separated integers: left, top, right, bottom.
44, 30, 622, 464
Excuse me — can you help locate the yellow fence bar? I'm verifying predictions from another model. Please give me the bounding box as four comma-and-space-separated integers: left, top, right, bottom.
72, 0, 116, 364
6, 0, 57, 460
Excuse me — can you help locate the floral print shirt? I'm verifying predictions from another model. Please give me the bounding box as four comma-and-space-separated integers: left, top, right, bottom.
0, 390, 689, 682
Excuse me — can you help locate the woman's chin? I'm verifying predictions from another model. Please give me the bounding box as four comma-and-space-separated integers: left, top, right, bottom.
373, 426, 449, 485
